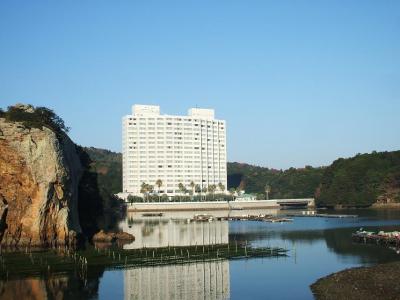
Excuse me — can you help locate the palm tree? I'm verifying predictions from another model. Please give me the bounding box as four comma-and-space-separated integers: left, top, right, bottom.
147, 184, 154, 202
229, 188, 236, 202
202, 186, 207, 201
195, 184, 201, 201
208, 184, 217, 200
156, 179, 163, 202
140, 182, 148, 202
190, 181, 196, 201
178, 183, 185, 202
265, 184, 271, 200
218, 182, 225, 194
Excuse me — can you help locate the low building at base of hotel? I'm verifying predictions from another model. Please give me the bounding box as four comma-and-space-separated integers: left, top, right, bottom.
120, 104, 227, 200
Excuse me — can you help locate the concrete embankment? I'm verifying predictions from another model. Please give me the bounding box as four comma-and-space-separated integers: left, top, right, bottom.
127, 199, 314, 212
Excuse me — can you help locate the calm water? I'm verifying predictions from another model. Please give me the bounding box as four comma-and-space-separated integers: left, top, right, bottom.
1, 209, 400, 300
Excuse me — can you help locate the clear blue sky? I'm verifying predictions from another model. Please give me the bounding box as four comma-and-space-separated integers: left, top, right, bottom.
0, 1, 399, 169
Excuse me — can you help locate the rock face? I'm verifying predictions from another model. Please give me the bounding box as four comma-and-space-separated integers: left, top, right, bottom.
92, 230, 135, 243
0, 117, 82, 247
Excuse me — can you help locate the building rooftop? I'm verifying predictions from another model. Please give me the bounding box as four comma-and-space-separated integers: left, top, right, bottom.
131, 104, 216, 120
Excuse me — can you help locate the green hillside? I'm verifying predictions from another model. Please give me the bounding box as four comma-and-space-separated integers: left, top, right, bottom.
83, 147, 324, 199
83, 147, 400, 207
228, 163, 325, 199
83, 147, 122, 195
316, 151, 400, 207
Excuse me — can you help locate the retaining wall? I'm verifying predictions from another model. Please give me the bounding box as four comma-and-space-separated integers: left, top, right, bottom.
127, 198, 314, 211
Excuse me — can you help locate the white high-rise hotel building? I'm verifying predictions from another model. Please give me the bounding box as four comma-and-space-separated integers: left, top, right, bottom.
122, 105, 227, 196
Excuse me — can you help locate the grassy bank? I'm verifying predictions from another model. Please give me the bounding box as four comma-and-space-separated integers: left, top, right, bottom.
311, 261, 400, 300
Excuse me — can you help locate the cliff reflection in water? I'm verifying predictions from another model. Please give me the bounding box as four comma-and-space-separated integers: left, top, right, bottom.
124, 260, 230, 300
0, 272, 101, 300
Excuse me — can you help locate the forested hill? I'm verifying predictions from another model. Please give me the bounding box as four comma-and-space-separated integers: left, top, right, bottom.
83, 147, 324, 199
83, 147, 122, 195
228, 163, 325, 199
83, 147, 400, 207
316, 151, 400, 207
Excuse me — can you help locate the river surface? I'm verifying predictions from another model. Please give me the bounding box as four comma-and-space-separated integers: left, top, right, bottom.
1, 209, 400, 300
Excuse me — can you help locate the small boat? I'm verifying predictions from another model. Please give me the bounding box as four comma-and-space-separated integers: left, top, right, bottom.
193, 214, 214, 222
142, 213, 163, 217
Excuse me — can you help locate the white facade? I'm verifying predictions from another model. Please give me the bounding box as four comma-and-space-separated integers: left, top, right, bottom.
122, 105, 227, 196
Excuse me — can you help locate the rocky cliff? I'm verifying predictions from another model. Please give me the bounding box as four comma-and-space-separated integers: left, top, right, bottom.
0, 114, 82, 247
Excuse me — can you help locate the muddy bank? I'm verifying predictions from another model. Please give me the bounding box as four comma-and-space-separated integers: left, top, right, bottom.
311, 261, 400, 300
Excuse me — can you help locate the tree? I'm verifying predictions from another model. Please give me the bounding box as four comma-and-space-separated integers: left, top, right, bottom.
208, 184, 217, 200
218, 182, 225, 193
195, 184, 201, 201
178, 183, 185, 202
190, 181, 196, 201
140, 182, 148, 202
156, 179, 163, 202
127, 194, 135, 206
147, 184, 154, 202
202, 186, 208, 201
4, 104, 70, 136
35, 106, 70, 133
229, 188, 236, 202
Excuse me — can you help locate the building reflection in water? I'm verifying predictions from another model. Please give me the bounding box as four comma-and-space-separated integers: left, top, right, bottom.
124, 260, 230, 300
119, 214, 229, 249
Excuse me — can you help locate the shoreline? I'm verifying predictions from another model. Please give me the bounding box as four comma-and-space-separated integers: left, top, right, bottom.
310, 261, 400, 300
125, 199, 315, 212
370, 203, 400, 209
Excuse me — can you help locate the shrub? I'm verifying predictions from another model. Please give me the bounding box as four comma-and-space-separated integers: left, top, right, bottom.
1, 104, 70, 137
